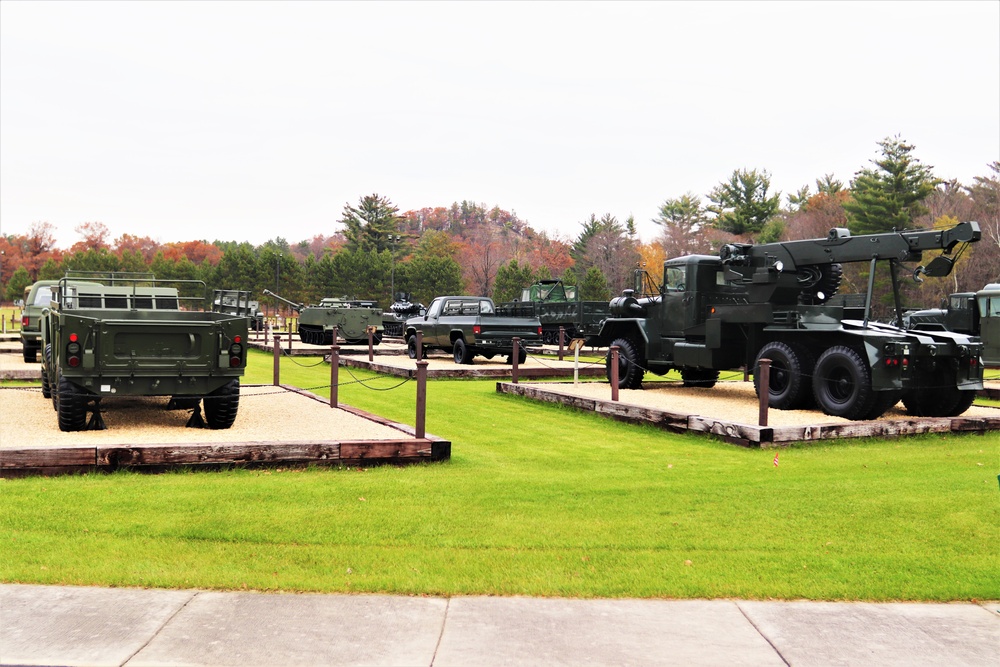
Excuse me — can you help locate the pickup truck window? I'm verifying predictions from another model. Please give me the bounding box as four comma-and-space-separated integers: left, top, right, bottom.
480, 300, 493, 314
427, 299, 443, 318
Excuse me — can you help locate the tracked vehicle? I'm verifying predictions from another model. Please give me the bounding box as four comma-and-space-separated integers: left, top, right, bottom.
39, 273, 249, 431
263, 290, 384, 345
593, 221, 984, 420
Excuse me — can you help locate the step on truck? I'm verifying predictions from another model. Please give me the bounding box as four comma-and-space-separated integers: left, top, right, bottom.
496, 280, 610, 345
592, 221, 985, 420
405, 295, 543, 364
39, 273, 249, 431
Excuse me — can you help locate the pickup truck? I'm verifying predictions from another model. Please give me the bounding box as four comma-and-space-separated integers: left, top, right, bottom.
404, 296, 542, 364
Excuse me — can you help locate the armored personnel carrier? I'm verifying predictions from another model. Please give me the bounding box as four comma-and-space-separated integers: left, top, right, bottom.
39, 273, 249, 431
263, 290, 384, 345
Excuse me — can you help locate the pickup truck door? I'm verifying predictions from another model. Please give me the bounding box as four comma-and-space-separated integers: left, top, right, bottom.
423, 298, 446, 347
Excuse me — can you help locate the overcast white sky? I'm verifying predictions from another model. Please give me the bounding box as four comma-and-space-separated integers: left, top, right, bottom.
1, 1, 998, 250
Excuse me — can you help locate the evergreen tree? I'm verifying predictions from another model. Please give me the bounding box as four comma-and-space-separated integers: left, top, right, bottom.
707, 168, 781, 237
340, 194, 402, 252
579, 266, 611, 301
844, 136, 939, 234
405, 255, 465, 306
492, 259, 536, 303
5, 265, 32, 302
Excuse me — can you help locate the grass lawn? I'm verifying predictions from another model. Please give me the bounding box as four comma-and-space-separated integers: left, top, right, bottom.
1, 349, 998, 601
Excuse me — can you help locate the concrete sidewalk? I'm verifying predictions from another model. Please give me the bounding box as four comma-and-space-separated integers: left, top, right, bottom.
1, 585, 997, 666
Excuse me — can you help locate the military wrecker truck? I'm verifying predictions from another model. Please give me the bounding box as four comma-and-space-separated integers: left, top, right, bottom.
903, 283, 1000, 367
593, 221, 984, 420
496, 280, 611, 345
404, 295, 543, 364
39, 273, 249, 431
263, 290, 385, 345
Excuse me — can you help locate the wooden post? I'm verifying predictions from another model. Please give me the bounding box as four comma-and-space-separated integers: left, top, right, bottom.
415, 359, 428, 439
367, 326, 375, 362
610, 345, 619, 402
758, 358, 771, 427
511, 336, 520, 384
329, 339, 340, 408
558, 326, 565, 361
416, 330, 423, 361
272, 331, 281, 386
287, 329, 293, 354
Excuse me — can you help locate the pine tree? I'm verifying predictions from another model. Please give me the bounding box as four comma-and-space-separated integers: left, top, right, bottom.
340, 194, 402, 252
707, 168, 781, 238
844, 136, 939, 234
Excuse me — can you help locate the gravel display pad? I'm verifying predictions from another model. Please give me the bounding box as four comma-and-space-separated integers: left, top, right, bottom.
1, 385, 407, 448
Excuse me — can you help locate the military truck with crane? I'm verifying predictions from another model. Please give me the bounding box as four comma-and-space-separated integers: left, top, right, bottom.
593, 221, 984, 420
39, 273, 249, 431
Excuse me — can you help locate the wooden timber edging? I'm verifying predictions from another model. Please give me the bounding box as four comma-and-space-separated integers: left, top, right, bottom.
0, 368, 41, 381
0, 384, 450, 477
496, 382, 1000, 448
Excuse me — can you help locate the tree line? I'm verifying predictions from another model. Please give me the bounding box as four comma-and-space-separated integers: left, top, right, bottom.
2, 137, 997, 316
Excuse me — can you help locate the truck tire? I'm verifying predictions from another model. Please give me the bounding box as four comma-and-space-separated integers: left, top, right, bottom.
406, 335, 418, 359
902, 367, 976, 417
41, 344, 53, 400
812, 346, 875, 420
507, 345, 527, 365
864, 390, 902, 420
681, 368, 719, 388
753, 341, 812, 409
57, 375, 88, 432
454, 338, 474, 364
204, 379, 240, 429
607, 337, 645, 389
798, 263, 843, 303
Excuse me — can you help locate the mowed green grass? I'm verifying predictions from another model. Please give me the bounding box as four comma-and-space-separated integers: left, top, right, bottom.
1, 349, 997, 600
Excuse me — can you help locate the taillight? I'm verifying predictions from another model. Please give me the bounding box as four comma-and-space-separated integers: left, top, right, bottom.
229, 342, 243, 367
65, 332, 82, 367
473, 325, 481, 335
538, 326, 543, 335
21, 315, 29, 327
